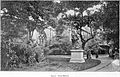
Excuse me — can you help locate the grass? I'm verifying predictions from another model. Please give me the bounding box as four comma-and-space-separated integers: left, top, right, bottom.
13, 57, 101, 71
48, 57, 101, 71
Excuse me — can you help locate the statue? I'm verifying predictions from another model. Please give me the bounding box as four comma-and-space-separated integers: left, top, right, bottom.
70, 28, 85, 63
71, 29, 82, 49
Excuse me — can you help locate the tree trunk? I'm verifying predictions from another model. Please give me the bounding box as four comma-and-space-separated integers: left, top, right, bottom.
82, 42, 86, 50
27, 29, 32, 41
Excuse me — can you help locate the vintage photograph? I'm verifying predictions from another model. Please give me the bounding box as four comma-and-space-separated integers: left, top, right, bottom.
1, 0, 119, 72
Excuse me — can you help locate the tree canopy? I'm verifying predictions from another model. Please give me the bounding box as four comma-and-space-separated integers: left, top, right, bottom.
1, 1, 119, 47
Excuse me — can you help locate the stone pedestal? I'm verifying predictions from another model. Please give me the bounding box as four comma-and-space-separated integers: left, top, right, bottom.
70, 49, 85, 63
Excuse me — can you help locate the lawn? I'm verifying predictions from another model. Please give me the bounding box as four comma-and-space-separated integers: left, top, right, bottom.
14, 56, 101, 71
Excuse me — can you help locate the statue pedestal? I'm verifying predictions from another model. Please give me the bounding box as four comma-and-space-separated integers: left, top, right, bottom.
70, 49, 85, 63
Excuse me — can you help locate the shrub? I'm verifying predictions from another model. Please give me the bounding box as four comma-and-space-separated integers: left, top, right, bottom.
49, 36, 72, 55
33, 46, 47, 62
1, 41, 47, 70
60, 41, 72, 55
1, 41, 10, 70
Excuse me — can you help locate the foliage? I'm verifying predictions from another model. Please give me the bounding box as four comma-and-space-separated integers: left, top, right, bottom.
61, 1, 119, 51
103, 2, 119, 43
1, 40, 49, 70
60, 2, 105, 50
49, 36, 72, 55
102, 2, 119, 58
1, 1, 54, 70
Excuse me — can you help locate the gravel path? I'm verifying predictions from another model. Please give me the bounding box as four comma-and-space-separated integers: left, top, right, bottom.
83, 55, 120, 72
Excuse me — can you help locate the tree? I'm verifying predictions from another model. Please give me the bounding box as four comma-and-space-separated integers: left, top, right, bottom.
1, 1, 60, 70
102, 1, 119, 44
1, 1, 118, 54
60, 1, 105, 50
1, 1, 58, 42
101, 1, 119, 58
